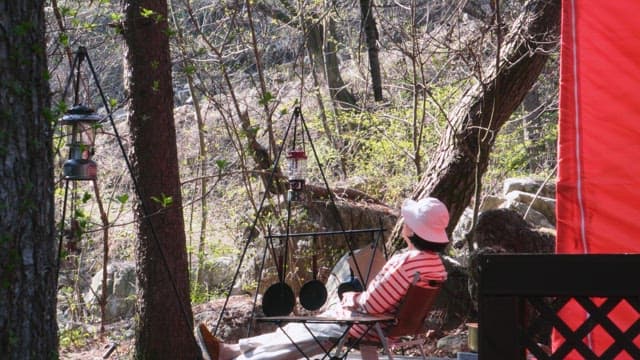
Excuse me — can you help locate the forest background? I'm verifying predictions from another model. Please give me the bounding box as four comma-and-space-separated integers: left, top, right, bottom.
2, 0, 559, 358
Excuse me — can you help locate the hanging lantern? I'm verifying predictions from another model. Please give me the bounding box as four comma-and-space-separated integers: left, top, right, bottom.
60, 104, 101, 180
286, 149, 307, 192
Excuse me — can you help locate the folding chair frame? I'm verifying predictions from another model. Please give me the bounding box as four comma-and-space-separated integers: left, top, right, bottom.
334, 282, 442, 360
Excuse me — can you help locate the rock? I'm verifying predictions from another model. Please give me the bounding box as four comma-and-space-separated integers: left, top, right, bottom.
439, 256, 475, 329
466, 246, 508, 311
504, 190, 556, 225
469, 208, 555, 253
84, 261, 137, 323
452, 208, 474, 245
196, 256, 238, 288
500, 198, 554, 229
437, 332, 467, 354
465, 209, 555, 311
503, 177, 555, 199
479, 195, 505, 211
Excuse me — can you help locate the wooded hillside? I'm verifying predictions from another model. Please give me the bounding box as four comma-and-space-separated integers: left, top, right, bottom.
3, 0, 560, 357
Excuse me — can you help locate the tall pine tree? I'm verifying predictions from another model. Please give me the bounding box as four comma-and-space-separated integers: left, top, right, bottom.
122, 0, 199, 357
0, 1, 58, 358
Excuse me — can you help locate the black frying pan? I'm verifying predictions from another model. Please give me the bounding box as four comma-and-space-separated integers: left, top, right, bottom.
262, 251, 295, 316
263, 281, 295, 316
299, 238, 327, 311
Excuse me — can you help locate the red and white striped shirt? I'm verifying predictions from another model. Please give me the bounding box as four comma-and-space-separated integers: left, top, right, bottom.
341, 249, 446, 340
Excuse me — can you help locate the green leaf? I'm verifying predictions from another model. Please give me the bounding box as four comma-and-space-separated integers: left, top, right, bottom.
60, 6, 77, 17
56, 100, 68, 115
242, 125, 259, 138
58, 33, 69, 47
258, 91, 274, 106
140, 8, 155, 18
109, 12, 123, 22
150, 193, 173, 207
215, 159, 229, 170
116, 194, 129, 204
184, 64, 196, 75
82, 22, 97, 31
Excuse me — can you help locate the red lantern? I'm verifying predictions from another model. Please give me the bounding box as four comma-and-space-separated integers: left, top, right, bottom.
286, 149, 307, 191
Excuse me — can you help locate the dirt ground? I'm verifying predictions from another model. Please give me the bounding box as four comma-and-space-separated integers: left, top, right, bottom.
58, 322, 464, 360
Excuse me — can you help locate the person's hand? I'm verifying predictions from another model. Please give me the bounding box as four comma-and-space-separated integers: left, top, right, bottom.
337, 278, 363, 300
340, 291, 358, 310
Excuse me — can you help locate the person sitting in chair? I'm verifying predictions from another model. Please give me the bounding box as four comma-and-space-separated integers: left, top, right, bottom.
196, 197, 450, 360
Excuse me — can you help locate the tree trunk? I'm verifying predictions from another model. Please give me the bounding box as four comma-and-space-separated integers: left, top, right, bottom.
0, 1, 58, 358
253, 3, 358, 110
321, 18, 359, 109
360, 0, 383, 101
122, 0, 199, 358
389, 0, 561, 249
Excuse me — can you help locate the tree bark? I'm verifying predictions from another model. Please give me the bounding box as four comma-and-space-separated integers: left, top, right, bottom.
360, 0, 383, 101
0, 1, 58, 358
122, 0, 199, 358
389, 0, 561, 249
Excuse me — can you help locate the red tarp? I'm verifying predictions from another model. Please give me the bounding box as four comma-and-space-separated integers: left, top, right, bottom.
557, 0, 640, 357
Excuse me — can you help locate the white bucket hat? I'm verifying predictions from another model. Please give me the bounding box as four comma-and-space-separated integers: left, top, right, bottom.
401, 197, 450, 244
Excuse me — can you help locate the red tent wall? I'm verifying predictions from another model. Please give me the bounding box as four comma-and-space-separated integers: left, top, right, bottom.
557, 0, 640, 357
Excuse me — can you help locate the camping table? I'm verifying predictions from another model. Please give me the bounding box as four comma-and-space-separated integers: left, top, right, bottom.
256, 314, 396, 359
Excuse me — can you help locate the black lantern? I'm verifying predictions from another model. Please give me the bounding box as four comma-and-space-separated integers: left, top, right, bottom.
60, 104, 101, 180
286, 149, 307, 193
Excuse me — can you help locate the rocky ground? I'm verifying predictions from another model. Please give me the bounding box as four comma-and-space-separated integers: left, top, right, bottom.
59, 328, 466, 360
59, 295, 471, 359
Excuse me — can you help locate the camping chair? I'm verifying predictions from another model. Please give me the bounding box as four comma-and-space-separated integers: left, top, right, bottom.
335, 278, 443, 360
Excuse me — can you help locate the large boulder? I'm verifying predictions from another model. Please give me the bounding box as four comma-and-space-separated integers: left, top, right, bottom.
479, 195, 506, 212
452, 207, 474, 244
503, 177, 555, 198
504, 190, 556, 226
84, 261, 137, 323
196, 256, 240, 290
501, 197, 554, 229
469, 208, 555, 253
465, 208, 555, 311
